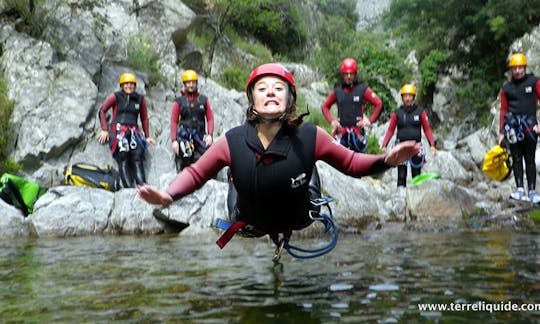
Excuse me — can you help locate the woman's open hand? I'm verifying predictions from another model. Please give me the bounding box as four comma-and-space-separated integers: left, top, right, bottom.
136, 185, 173, 206
384, 140, 421, 166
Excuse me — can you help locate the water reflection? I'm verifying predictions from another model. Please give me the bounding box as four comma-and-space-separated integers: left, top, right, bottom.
0, 230, 538, 322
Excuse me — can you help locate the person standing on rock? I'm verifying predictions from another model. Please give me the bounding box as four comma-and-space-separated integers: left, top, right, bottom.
137, 62, 420, 248
170, 69, 214, 172
322, 57, 383, 153
498, 53, 540, 203
97, 72, 156, 188
380, 83, 437, 187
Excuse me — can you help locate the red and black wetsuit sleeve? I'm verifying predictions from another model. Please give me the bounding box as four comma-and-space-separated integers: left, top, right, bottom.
364, 87, 383, 123
164, 126, 393, 200
165, 136, 231, 200
170, 101, 180, 141
99, 93, 117, 131
139, 97, 150, 137
381, 112, 398, 148
420, 111, 435, 147
314, 126, 391, 175
499, 88, 508, 133
205, 99, 214, 136
321, 91, 337, 124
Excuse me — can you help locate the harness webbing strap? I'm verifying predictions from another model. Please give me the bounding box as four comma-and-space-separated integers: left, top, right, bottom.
216, 220, 247, 249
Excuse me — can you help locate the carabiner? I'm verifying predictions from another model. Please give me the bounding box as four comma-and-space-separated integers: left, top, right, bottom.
129, 130, 138, 149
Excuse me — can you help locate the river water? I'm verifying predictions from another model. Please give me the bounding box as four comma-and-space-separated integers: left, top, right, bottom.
1, 229, 539, 323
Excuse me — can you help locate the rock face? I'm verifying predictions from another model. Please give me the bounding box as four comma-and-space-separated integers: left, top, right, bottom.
0, 1, 539, 238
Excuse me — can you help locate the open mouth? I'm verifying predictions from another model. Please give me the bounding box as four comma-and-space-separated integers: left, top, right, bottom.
265, 100, 279, 106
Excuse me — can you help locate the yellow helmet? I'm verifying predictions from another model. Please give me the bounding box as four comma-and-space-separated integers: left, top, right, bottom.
400, 83, 417, 96
182, 69, 198, 83
508, 53, 527, 68
119, 73, 137, 86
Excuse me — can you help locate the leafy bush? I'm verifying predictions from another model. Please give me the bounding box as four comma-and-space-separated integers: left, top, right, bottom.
366, 134, 381, 155
231, 0, 307, 60
126, 36, 166, 86
220, 65, 248, 91
383, 0, 540, 115
226, 27, 273, 63
3, 0, 50, 38
313, 0, 358, 27
419, 49, 448, 97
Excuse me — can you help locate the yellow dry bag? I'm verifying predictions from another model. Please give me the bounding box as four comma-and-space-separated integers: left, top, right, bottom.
482, 145, 511, 181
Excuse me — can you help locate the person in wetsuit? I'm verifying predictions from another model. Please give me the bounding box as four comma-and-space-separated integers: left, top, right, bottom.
97, 72, 156, 188
322, 57, 383, 152
170, 69, 214, 172
498, 53, 540, 203
381, 84, 437, 187
137, 63, 420, 246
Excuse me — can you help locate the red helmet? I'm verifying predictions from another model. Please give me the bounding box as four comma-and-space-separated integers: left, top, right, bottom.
340, 58, 358, 74
246, 63, 296, 99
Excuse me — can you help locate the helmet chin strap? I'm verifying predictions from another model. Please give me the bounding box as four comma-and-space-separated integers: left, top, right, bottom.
252, 110, 286, 124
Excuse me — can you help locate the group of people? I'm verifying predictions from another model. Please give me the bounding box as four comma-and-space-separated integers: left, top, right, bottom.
97, 58, 436, 192
98, 69, 215, 188
322, 57, 437, 187
97, 52, 540, 246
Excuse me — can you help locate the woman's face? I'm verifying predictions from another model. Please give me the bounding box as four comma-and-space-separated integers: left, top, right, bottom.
121, 82, 136, 94
252, 76, 288, 118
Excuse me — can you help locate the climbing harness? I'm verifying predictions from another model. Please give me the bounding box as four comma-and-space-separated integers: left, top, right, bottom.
335, 127, 367, 153
270, 197, 338, 263
177, 127, 206, 157
214, 197, 338, 263
504, 113, 537, 144
113, 123, 147, 153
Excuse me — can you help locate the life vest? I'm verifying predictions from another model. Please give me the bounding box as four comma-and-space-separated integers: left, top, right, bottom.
502, 74, 539, 117
175, 94, 208, 136
336, 126, 367, 153
395, 104, 423, 142
482, 144, 512, 181
113, 91, 144, 126
225, 122, 317, 235
334, 84, 367, 127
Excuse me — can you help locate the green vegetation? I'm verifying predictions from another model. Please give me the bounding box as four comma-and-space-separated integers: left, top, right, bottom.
186, 0, 540, 129
296, 94, 331, 132
3, 0, 50, 38
126, 36, 166, 86
383, 0, 540, 118
230, 0, 307, 61
366, 134, 381, 155
529, 210, 540, 222
0, 76, 21, 175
